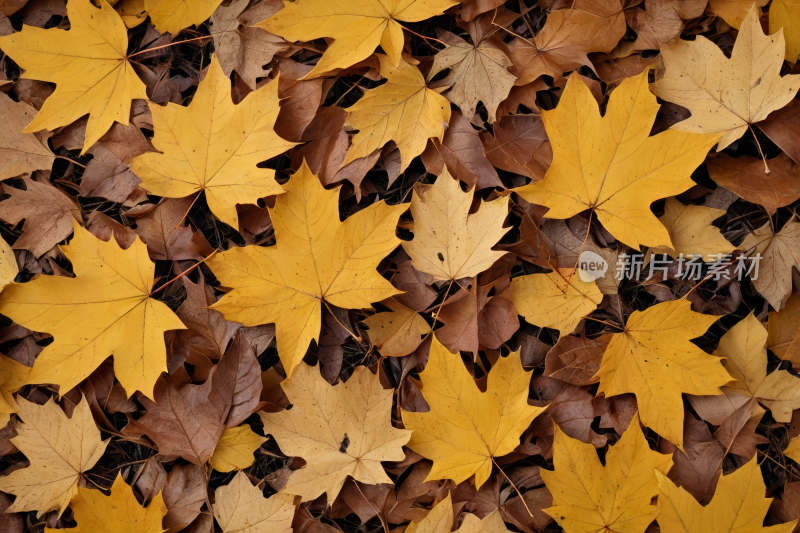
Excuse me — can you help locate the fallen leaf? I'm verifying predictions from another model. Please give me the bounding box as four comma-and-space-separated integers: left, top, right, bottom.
208, 161, 404, 377
595, 299, 731, 448
741, 217, 800, 310
0, 93, 53, 180
128, 197, 214, 261
516, 69, 720, 250
402, 168, 510, 281
255, 0, 457, 78
660, 414, 725, 504
480, 113, 552, 181
768, 291, 800, 364
544, 333, 613, 386
213, 471, 295, 533
532, 377, 609, 451
542, 413, 673, 533
707, 0, 767, 28
402, 335, 546, 487
342, 55, 451, 173
130, 54, 296, 229
627, 0, 707, 50
210, 424, 267, 472
364, 298, 431, 358
0, 221, 185, 398
162, 463, 207, 532
651, 3, 800, 151
260, 362, 411, 502
0, 396, 108, 517
707, 153, 800, 214
648, 198, 734, 261
0, 0, 147, 152
145, 0, 223, 35
406, 492, 454, 533
758, 100, 800, 165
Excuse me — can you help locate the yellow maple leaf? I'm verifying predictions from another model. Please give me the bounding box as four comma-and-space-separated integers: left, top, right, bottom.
515, 69, 720, 250
0, 396, 108, 517
648, 198, 735, 262
652, 3, 800, 151
504, 269, 603, 336
768, 292, 800, 362
542, 413, 673, 533
208, 161, 404, 377
0, 0, 147, 153
363, 297, 431, 357
741, 217, 800, 310
255, 0, 458, 78
210, 424, 267, 473
146, 0, 223, 35
0, 221, 186, 399
715, 312, 800, 422
259, 362, 411, 502
785, 434, 800, 463
343, 55, 451, 173
0, 353, 29, 429
771, 0, 800, 64
595, 300, 731, 449
656, 456, 797, 533
130, 54, 295, 230
0, 237, 17, 294
407, 492, 454, 533
213, 471, 296, 533
402, 335, 546, 487
45, 473, 166, 533
403, 169, 510, 281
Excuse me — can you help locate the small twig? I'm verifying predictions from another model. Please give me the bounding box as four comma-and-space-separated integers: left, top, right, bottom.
399, 24, 447, 47
583, 316, 624, 330
491, 22, 537, 48
429, 279, 455, 332
175, 191, 202, 229
492, 457, 534, 517
149, 250, 218, 297
127, 35, 212, 59
333, 74, 367, 108
54, 155, 86, 168
748, 124, 771, 175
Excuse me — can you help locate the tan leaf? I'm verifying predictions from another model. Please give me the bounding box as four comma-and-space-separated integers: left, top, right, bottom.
648, 198, 735, 261
363, 298, 431, 358
213, 471, 295, 533
741, 217, 800, 310
0, 92, 53, 180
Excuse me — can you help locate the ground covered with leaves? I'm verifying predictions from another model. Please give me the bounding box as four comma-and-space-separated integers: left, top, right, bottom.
0, 0, 799, 531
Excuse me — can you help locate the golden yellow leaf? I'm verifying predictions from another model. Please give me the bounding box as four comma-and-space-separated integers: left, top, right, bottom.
715, 312, 800, 422
363, 297, 431, 357
656, 456, 797, 533
130, 55, 295, 229
342, 55, 451, 173
0, 221, 185, 399
455, 510, 510, 533
542, 413, 673, 533
403, 169, 509, 281
208, 161, 404, 377
708, 0, 767, 28
407, 493, 454, 533
515, 69, 720, 250
651, 3, 800, 151
785, 435, 800, 463
255, 0, 458, 78
595, 300, 731, 449
768, 291, 800, 363
146, 0, 223, 35
115, 0, 147, 28
0, 93, 54, 180
771, 0, 800, 63
0, 353, 29, 427
210, 425, 267, 473
0, 236, 18, 292
402, 335, 546, 487
503, 269, 603, 336
0, 0, 146, 153
648, 198, 735, 262
0, 396, 108, 517
213, 471, 295, 533
45, 473, 166, 533
259, 362, 411, 502
741, 217, 800, 310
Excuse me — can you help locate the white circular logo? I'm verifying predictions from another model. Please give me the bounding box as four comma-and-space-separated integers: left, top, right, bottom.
577, 251, 608, 282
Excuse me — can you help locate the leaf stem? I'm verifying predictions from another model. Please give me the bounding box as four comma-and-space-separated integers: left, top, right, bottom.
322, 300, 363, 343
54, 155, 87, 168
175, 191, 202, 229
492, 456, 534, 517
430, 279, 455, 331
127, 35, 212, 59
399, 24, 447, 48
568, 208, 594, 285
149, 250, 218, 297
748, 124, 771, 175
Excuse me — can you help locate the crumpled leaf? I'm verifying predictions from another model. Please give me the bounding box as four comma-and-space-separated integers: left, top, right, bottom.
213, 471, 295, 533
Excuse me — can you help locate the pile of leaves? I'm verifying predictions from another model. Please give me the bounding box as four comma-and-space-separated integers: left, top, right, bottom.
1, 0, 800, 531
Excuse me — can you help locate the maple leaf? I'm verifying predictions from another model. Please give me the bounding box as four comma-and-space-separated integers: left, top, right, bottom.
759, 100, 800, 165
428, 31, 516, 123
127, 197, 215, 261
480, 113, 552, 181
544, 333, 613, 386
716, 312, 800, 422
145, 0, 223, 35
595, 300, 732, 449
0, 221, 185, 398
213, 471, 296, 533
707, 0, 767, 28
129, 54, 296, 229
363, 297, 431, 358
54, 473, 167, 533
402, 169, 510, 281
207, 161, 404, 377
651, 3, 800, 151
342, 55, 451, 173
0, 235, 17, 294
210, 425, 267, 472
402, 335, 546, 487
0, 354, 29, 430
503, 269, 603, 335
0, 178, 81, 258
656, 456, 797, 533
0, 396, 108, 516
648, 198, 735, 261
627, 0, 707, 51
541, 413, 673, 533
771, 0, 800, 64
785, 434, 800, 464
407, 493, 454, 533
0, 93, 54, 180
259, 362, 411, 502
768, 292, 800, 363
741, 217, 800, 310
209, 0, 290, 90
0, 0, 147, 152
515, 69, 721, 250
707, 153, 800, 215
255, 0, 458, 78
